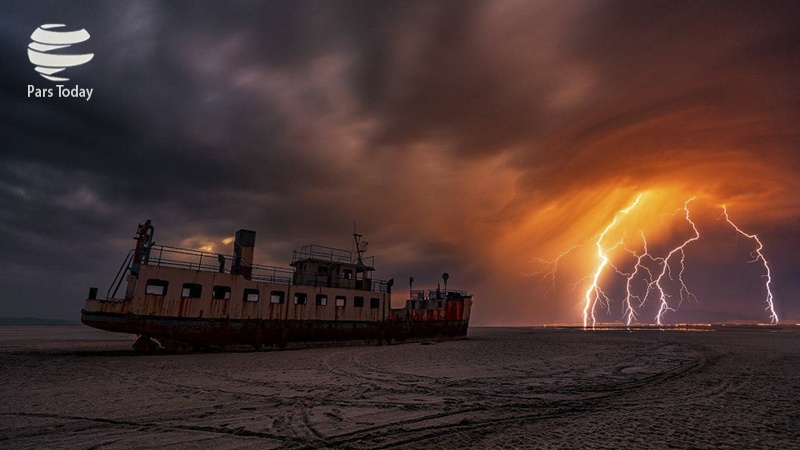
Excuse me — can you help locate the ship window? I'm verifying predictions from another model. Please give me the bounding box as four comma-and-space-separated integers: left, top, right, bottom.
145, 279, 168, 296
437, 301, 443, 309
181, 283, 202, 298
354, 296, 364, 308
212, 285, 231, 300
270, 290, 285, 304
317, 266, 328, 275
243, 288, 259, 302
294, 292, 307, 305
343, 269, 353, 280
316, 294, 328, 306
335, 295, 346, 307
370, 297, 380, 309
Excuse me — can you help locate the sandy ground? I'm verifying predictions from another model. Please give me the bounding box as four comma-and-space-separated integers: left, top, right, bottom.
1, 326, 799, 449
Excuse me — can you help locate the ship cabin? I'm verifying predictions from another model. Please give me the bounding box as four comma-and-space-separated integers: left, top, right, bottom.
290, 244, 376, 292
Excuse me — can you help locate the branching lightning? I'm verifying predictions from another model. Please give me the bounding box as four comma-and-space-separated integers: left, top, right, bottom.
649, 197, 700, 325
621, 230, 652, 325
721, 206, 779, 323
526, 241, 591, 294
583, 194, 642, 328
532, 193, 779, 327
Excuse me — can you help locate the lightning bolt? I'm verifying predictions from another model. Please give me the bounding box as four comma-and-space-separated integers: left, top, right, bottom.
721, 206, 779, 323
621, 230, 652, 326
583, 194, 642, 328
526, 240, 591, 294
530, 194, 778, 327
650, 197, 700, 325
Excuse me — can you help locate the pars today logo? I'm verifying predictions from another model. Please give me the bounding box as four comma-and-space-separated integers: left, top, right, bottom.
27, 24, 95, 101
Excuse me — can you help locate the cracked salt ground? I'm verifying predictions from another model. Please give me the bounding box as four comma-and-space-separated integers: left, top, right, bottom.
1, 326, 798, 449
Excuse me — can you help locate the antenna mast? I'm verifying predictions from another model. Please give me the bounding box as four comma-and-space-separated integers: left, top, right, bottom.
353, 222, 366, 265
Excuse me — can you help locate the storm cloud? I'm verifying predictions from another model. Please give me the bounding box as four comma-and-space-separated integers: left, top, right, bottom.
1, 0, 799, 324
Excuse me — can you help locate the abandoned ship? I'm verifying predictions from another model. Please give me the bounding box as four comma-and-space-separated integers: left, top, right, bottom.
81, 221, 473, 350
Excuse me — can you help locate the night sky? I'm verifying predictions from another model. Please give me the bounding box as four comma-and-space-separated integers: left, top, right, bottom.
2, 1, 799, 325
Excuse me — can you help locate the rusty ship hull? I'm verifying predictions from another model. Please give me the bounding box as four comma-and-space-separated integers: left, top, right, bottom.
81, 222, 473, 350
81, 312, 471, 348
82, 312, 390, 347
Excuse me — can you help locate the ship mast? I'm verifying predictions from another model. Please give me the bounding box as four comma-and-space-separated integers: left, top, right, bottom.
353, 222, 367, 265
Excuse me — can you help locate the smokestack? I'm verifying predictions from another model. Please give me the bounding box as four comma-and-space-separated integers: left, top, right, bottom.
232, 229, 256, 279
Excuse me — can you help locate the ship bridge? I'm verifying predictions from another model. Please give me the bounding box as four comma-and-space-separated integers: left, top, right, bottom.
291, 244, 376, 291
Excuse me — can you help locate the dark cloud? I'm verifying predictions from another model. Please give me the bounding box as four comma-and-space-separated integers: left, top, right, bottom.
1, 0, 798, 324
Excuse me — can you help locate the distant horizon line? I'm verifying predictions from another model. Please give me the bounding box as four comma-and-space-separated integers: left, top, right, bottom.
1, 317, 798, 328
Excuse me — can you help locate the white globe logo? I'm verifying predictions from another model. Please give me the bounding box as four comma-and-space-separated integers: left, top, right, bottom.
28, 24, 94, 82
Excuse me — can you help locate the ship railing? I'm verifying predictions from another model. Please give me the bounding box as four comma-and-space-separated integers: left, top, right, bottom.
409, 288, 468, 300
144, 245, 295, 283
146, 245, 233, 272
292, 244, 352, 263
291, 244, 375, 267
142, 245, 389, 292
249, 264, 295, 284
